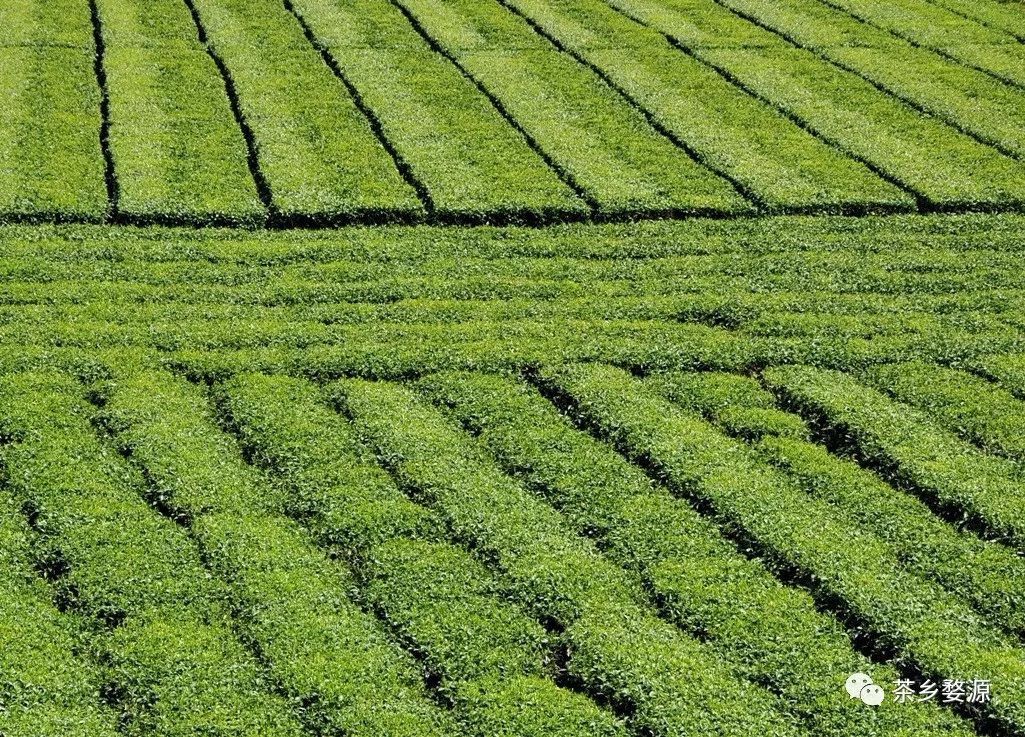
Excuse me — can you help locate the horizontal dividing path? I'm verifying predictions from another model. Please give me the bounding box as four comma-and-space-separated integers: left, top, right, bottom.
330, 378, 807, 737
542, 362, 1025, 734
647, 370, 1025, 638
0, 0, 108, 222
0, 485, 120, 737
184, 0, 424, 225
415, 370, 976, 737
712, 0, 1025, 161
500, 0, 913, 214
96, 370, 461, 737
0, 372, 305, 736
391, 0, 753, 218
601, 0, 1025, 211
762, 365, 1025, 550
95, 0, 265, 226
217, 373, 631, 737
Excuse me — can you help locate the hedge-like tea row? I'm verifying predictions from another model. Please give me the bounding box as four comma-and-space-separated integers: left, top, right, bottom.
188, 0, 423, 224
501, 0, 911, 214
288, 0, 588, 223
394, 0, 751, 217
218, 373, 628, 737
332, 378, 805, 737
862, 361, 1025, 461
4, 212, 1019, 261
0, 372, 303, 736
715, 0, 1025, 159
645, 369, 1025, 636
0, 489, 120, 737
96, 0, 266, 226
757, 435, 1025, 637
814, 0, 1025, 87
0, 47, 107, 223
93, 0, 200, 46
417, 370, 975, 737
103, 45, 265, 226
763, 365, 1025, 548
98, 370, 458, 737
3, 231, 1024, 284
646, 370, 809, 440
926, 0, 1025, 40
604, 0, 784, 48
971, 352, 1025, 398
694, 45, 1025, 209
364, 537, 628, 737
544, 362, 1025, 733
1, 0, 95, 48
458, 49, 751, 217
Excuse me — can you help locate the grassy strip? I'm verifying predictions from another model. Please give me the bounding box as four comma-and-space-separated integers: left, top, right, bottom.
503, 0, 911, 214
763, 365, 1025, 548
0, 489, 120, 737
544, 362, 1025, 733
331, 378, 804, 737
218, 373, 630, 736
0, 47, 107, 222
647, 369, 1025, 637
691, 44, 1025, 210
103, 44, 265, 226
862, 360, 1025, 460
419, 370, 976, 737
188, 0, 423, 224
0, 372, 302, 736
716, 0, 1025, 160
97, 370, 458, 737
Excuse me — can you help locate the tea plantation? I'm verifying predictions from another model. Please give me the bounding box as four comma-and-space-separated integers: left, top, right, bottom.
2, 0, 1025, 736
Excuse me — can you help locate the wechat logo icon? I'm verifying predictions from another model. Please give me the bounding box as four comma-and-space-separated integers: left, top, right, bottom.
846, 673, 885, 706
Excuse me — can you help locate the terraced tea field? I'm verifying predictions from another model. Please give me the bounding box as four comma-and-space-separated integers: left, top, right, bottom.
4, 0, 1025, 736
